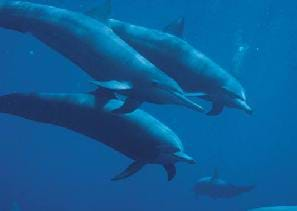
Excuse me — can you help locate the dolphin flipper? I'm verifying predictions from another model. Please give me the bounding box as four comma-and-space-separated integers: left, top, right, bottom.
163, 164, 176, 181
112, 161, 144, 181
91, 80, 133, 91
112, 98, 142, 113
163, 17, 185, 38
85, 0, 112, 21
207, 103, 224, 116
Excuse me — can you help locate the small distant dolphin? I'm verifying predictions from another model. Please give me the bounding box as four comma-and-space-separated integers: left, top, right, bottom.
249, 206, 297, 211
0, 1, 204, 114
85, 0, 252, 115
193, 169, 254, 199
0, 91, 196, 181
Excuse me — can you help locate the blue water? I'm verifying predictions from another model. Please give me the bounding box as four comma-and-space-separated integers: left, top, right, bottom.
0, 0, 296, 210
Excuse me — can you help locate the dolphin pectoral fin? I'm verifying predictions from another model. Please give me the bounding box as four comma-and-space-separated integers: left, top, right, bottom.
111, 161, 144, 181
184, 92, 208, 97
90, 80, 133, 91
85, 0, 112, 21
207, 103, 224, 116
112, 98, 142, 113
163, 17, 185, 38
163, 164, 176, 181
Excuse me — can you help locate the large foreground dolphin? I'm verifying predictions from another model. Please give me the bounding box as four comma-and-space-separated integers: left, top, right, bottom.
0, 1, 204, 114
86, 0, 252, 115
249, 206, 297, 211
193, 169, 254, 199
0, 91, 195, 181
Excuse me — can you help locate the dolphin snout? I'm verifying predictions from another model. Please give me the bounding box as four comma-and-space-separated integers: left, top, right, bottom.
242, 102, 253, 115
173, 151, 197, 164
245, 106, 253, 115
235, 99, 253, 115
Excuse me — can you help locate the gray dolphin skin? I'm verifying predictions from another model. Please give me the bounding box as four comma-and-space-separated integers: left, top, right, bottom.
0, 91, 196, 181
0, 1, 205, 114
86, 0, 252, 115
249, 206, 297, 211
193, 169, 254, 199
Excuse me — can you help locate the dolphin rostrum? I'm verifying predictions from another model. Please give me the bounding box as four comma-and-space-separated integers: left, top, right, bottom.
0, 1, 204, 114
86, 0, 252, 115
193, 169, 255, 199
0, 91, 196, 181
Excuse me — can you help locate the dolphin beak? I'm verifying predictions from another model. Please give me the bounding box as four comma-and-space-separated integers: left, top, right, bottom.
245, 105, 253, 115
173, 152, 197, 164
235, 99, 253, 115
172, 91, 205, 113
242, 102, 253, 115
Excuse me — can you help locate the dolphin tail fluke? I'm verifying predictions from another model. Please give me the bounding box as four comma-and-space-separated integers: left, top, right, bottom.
163, 164, 176, 181
111, 161, 144, 181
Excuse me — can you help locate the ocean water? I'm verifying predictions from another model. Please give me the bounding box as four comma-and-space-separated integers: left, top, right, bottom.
0, 0, 296, 211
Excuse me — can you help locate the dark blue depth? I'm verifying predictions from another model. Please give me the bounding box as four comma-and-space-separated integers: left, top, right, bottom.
0, 0, 296, 210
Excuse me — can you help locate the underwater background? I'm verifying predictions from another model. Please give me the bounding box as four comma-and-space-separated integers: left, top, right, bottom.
0, 0, 296, 210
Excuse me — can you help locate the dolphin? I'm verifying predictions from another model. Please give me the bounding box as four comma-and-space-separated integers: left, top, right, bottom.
249, 206, 297, 211
193, 169, 254, 199
0, 91, 196, 181
0, 1, 204, 114
85, 0, 252, 115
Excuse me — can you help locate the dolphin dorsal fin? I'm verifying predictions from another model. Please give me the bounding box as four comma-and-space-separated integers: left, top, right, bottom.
163, 17, 185, 38
211, 168, 219, 181
85, 0, 112, 21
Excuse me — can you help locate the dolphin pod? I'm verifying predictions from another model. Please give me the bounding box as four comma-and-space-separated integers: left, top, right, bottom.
193, 169, 254, 199
0, 0, 255, 186
86, 0, 252, 115
0, 1, 205, 114
0, 92, 195, 180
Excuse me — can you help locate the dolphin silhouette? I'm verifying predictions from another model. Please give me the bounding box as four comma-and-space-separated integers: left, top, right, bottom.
85, 0, 252, 115
249, 206, 297, 211
0, 91, 196, 181
0, 1, 204, 114
193, 169, 254, 199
